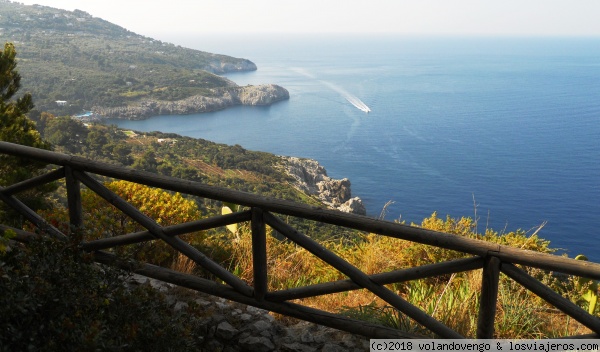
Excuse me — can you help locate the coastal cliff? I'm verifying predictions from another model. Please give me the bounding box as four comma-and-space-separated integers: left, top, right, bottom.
203, 58, 257, 74
93, 84, 289, 120
280, 156, 367, 215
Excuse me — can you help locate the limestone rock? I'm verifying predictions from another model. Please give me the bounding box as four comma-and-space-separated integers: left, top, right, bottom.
337, 197, 367, 216
216, 321, 239, 340
237, 84, 289, 105
280, 156, 366, 215
204, 58, 257, 74
92, 84, 289, 120
239, 336, 275, 352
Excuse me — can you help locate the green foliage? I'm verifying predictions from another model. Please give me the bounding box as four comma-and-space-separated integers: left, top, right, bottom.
44, 115, 89, 153
0, 42, 48, 153
40, 123, 328, 211
575, 254, 599, 314
0, 236, 206, 351
132, 150, 159, 173
0, 1, 252, 115
0, 42, 55, 226
0, 229, 16, 254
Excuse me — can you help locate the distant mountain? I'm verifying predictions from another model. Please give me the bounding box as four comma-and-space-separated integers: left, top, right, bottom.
0, 1, 287, 117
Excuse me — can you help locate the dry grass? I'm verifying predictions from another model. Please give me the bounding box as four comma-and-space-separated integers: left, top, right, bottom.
170, 252, 197, 274
204, 212, 594, 338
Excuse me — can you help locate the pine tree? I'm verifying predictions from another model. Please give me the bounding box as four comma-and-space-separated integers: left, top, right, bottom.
0, 42, 54, 226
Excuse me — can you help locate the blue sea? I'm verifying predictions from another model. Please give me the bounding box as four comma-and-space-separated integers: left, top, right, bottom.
109, 35, 600, 260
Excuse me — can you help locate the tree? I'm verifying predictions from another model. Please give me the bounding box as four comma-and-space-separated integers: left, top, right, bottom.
44, 115, 89, 154
132, 150, 159, 173
0, 42, 54, 226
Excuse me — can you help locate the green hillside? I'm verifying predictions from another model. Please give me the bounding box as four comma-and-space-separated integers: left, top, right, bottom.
0, 1, 257, 115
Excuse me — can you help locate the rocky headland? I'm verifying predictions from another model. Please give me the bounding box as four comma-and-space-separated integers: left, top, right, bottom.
280, 156, 367, 215
203, 58, 258, 74
92, 84, 289, 120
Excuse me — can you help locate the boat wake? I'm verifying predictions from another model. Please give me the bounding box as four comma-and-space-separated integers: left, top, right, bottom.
319, 80, 371, 113
291, 67, 371, 113
344, 96, 371, 113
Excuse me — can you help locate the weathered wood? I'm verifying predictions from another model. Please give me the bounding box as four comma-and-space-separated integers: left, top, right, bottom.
268, 257, 483, 302
501, 263, 600, 334
64, 166, 83, 232
0, 167, 65, 195
264, 211, 463, 339
2, 141, 600, 280
92, 250, 424, 339
81, 210, 252, 251
477, 256, 501, 338
6, 141, 600, 339
74, 170, 254, 297
0, 191, 67, 240
251, 208, 268, 301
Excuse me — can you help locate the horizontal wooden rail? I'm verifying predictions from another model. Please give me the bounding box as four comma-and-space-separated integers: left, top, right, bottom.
2, 140, 600, 340
1, 225, 425, 340
2, 141, 598, 280
0, 224, 39, 242
91, 250, 424, 339
267, 257, 483, 302
1, 167, 65, 195
81, 210, 252, 251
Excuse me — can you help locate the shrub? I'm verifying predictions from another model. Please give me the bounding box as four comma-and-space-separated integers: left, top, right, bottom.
0, 234, 205, 351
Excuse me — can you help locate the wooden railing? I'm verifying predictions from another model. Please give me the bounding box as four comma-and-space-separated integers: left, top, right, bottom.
1, 140, 600, 339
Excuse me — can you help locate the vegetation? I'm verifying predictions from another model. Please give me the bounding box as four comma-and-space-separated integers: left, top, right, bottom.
0, 1, 252, 115
27, 111, 348, 240
4, 209, 594, 347
0, 233, 208, 351
0, 37, 597, 345
216, 212, 593, 338
0, 42, 54, 226
38, 180, 205, 268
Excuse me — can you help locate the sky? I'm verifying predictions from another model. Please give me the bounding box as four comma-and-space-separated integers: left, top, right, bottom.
16, 0, 600, 40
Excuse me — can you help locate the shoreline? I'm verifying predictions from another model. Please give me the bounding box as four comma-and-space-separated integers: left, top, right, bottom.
86, 84, 289, 121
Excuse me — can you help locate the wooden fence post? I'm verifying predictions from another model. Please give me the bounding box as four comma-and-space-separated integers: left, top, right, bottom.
64, 166, 83, 234
477, 256, 501, 338
252, 208, 268, 301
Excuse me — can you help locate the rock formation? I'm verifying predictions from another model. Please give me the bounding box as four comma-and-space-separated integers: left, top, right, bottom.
92, 84, 289, 120
280, 156, 367, 215
203, 58, 257, 74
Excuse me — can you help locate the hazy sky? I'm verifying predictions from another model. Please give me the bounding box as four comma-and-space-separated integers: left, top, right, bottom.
17, 0, 600, 39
